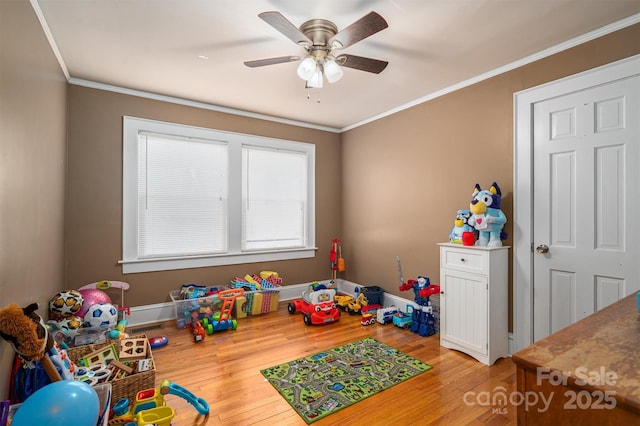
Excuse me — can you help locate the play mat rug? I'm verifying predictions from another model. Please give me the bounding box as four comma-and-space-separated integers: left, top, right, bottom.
260, 337, 433, 423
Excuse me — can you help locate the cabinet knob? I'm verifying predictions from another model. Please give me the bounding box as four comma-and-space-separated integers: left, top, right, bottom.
440, 291, 444, 295
460, 258, 465, 262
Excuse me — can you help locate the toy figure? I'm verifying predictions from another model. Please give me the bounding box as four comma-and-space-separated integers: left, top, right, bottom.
398, 276, 439, 337
448, 209, 475, 244
467, 182, 507, 247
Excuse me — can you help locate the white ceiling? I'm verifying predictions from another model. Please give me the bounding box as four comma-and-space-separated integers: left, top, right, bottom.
34, 0, 640, 131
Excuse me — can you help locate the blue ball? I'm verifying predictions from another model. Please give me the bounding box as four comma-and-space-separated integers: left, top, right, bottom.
12, 380, 100, 426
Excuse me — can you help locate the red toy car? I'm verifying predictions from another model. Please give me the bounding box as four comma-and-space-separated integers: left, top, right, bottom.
361, 313, 376, 326
288, 288, 340, 326
192, 321, 205, 343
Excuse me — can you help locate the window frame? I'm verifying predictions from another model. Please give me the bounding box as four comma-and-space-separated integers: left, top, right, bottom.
121, 116, 316, 274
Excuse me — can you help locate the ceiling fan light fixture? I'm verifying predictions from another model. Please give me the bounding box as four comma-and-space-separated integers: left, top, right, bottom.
323, 59, 343, 83
306, 69, 323, 88
297, 57, 316, 80
248, 11, 389, 89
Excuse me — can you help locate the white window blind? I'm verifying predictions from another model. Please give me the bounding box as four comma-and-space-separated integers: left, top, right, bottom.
121, 116, 316, 273
138, 133, 228, 258
242, 146, 307, 250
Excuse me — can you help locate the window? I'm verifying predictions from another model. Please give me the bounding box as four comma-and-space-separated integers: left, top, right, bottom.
122, 116, 315, 273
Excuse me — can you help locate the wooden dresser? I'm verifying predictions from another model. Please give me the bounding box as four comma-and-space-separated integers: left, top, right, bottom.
512, 293, 640, 424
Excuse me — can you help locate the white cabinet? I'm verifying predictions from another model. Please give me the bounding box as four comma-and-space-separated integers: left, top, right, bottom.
439, 243, 509, 365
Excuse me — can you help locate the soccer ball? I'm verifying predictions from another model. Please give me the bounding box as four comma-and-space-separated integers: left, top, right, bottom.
57, 315, 84, 338
84, 303, 118, 328
50, 290, 84, 319
77, 289, 112, 319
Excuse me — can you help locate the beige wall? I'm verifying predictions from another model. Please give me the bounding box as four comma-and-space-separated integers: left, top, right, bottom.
0, 0, 68, 399
341, 24, 640, 331
65, 86, 342, 307
1, 1, 638, 401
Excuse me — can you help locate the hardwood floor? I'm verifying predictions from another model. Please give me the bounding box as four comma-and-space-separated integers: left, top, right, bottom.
142, 302, 516, 425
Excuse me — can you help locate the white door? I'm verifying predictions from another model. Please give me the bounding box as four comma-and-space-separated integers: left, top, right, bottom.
532, 75, 640, 341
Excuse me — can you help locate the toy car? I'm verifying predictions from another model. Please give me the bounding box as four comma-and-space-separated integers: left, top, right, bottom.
192, 321, 205, 343
361, 313, 376, 326
288, 288, 340, 326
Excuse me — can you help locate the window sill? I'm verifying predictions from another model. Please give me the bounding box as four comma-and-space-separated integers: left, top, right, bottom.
119, 247, 317, 274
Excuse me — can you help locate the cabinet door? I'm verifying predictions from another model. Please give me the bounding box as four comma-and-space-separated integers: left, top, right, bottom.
441, 269, 488, 355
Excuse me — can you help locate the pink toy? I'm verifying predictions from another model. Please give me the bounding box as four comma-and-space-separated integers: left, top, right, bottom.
77, 289, 111, 319
78, 280, 130, 319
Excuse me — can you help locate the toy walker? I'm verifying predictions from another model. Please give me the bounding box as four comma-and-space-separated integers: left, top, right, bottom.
200, 288, 244, 334
110, 379, 209, 425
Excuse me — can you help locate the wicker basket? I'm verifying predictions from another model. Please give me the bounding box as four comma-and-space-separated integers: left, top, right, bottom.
67, 334, 156, 407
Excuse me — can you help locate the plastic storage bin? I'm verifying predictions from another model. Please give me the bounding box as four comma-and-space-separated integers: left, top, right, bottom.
170, 290, 223, 329
361, 285, 384, 305
232, 287, 280, 318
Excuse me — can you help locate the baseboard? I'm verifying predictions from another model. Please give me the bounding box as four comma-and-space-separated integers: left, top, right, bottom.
126, 279, 420, 326
127, 279, 345, 326
128, 301, 176, 326
128, 281, 515, 357
127, 281, 522, 352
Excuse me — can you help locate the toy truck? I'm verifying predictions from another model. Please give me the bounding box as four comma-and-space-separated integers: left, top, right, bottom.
361, 313, 376, 326
346, 292, 368, 315
393, 305, 413, 329
334, 294, 354, 311
376, 306, 399, 324
361, 304, 382, 315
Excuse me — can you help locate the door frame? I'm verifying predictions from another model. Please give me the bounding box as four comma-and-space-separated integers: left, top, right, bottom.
513, 54, 640, 352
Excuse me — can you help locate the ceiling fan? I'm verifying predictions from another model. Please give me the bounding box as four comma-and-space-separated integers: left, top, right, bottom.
244, 11, 389, 88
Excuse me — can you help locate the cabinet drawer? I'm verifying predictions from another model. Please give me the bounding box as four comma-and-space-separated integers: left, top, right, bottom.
440, 246, 487, 273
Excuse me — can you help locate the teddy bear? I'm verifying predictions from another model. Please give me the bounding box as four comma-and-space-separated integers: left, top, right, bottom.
448, 209, 475, 244
467, 182, 507, 247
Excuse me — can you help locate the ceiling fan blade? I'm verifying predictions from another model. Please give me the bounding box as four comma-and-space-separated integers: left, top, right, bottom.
244, 56, 300, 68
259, 11, 312, 47
328, 11, 388, 50
336, 54, 388, 74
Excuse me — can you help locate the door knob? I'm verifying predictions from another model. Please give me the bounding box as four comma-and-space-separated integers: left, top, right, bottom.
536, 244, 549, 254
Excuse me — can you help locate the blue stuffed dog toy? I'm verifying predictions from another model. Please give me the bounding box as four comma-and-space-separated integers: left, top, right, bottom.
449, 209, 474, 244
468, 182, 507, 247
